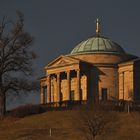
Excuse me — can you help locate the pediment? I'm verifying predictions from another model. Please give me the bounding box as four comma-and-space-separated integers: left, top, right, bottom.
45, 55, 80, 69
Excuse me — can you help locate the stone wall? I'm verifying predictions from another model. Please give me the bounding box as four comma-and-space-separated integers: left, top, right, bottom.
71, 53, 136, 64
134, 60, 140, 100
98, 66, 118, 100
118, 62, 134, 100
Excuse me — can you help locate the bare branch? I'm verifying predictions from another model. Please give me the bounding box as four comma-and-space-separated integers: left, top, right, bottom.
0, 12, 38, 117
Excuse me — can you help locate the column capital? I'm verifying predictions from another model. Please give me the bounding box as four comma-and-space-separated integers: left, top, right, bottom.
76, 69, 80, 75
56, 73, 60, 80
56, 72, 60, 76
66, 70, 70, 76
119, 72, 123, 75
66, 70, 70, 73
76, 69, 80, 76
76, 69, 80, 72
47, 74, 51, 79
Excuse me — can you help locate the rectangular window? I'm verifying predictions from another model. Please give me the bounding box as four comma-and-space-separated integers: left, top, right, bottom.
102, 88, 108, 101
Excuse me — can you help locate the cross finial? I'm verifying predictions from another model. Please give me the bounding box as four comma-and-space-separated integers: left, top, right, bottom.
96, 18, 101, 36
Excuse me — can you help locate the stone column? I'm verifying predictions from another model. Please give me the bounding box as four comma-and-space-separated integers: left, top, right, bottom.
57, 73, 61, 102
47, 75, 51, 103
122, 72, 124, 100
40, 86, 45, 104
67, 71, 70, 100
76, 69, 80, 100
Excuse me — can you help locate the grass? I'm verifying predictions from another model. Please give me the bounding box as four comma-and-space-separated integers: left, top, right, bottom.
0, 110, 140, 140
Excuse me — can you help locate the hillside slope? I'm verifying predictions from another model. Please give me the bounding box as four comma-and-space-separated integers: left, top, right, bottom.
0, 110, 140, 140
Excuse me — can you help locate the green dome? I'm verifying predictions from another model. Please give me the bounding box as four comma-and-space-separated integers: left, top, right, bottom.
70, 36, 125, 55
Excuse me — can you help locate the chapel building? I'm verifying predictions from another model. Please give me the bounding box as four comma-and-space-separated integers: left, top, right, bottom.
40, 19, 140, 106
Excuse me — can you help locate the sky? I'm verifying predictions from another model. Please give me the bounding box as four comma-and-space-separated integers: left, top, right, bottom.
0, 0, 140, 109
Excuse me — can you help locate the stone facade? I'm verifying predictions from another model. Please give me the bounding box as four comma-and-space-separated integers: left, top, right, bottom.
118, 59, 140, 101
40, 53, 140, 106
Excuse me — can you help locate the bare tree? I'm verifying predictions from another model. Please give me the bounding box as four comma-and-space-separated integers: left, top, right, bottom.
76, 105, 114, 140
0, 12, 38, 118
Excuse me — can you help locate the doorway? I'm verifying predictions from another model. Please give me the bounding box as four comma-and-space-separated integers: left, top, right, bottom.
70, 90, 75, 101
101, 88, 108, 101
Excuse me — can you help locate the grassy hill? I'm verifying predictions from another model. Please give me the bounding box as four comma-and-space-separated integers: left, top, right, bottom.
0, 109, 140, 140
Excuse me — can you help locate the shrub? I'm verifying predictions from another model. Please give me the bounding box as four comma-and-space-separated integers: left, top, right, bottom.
75, 104, 118, 140
9, 104, 46, 118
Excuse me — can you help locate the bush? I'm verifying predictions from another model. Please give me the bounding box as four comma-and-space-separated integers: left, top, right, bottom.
74, 104, 118, 140
9, 104, 46, 118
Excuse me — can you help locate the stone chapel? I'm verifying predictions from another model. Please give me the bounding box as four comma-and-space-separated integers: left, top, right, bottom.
40, 19, 140, 106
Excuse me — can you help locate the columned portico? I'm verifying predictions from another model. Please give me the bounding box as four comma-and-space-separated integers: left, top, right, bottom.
41, 67, 87, 105
40, 55, 92, 106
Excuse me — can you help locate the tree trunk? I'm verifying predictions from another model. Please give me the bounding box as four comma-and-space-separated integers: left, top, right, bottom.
0, 93, 6, 119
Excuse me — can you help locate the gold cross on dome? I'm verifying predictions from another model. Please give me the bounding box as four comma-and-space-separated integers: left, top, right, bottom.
95, 18, 101, 36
